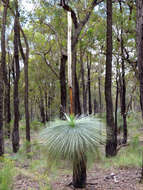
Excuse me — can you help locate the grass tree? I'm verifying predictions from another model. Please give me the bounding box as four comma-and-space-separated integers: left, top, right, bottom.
40, 115, 105, 188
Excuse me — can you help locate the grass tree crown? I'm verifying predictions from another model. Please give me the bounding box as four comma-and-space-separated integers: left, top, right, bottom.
39, 114, 106, 162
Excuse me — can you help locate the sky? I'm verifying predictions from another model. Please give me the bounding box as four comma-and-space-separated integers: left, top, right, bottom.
20, 0, 39, 12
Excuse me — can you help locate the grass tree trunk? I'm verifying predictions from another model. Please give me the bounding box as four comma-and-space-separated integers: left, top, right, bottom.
73, 157, 87, 188
105, 0, 117, 157
12, 1, 20, 153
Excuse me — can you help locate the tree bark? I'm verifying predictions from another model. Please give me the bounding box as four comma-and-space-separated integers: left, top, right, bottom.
60, 54, 67, 119
105, 0, 117, 157
98, 76, 102, 113
0, 67, 4, 156
73, 157, 87, 188
12, 0, 20, 153
1, 0, 10, 138
115, 74, 119, 136
80, 46, 87, 115
18, 26, 31, 148
119, 0, 127, 144
87, 53, 92, 114
72, 46, 81, 115
44, 90, 49, 121
39, 95, 46, 124
136, 0, 143, 119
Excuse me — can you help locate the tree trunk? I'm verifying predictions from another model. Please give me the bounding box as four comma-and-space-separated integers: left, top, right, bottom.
73, 157, 87, 188
72, 46, 81, 115
98, 76, 102, 113
94, 98, 98, 114
12, 1, 20, 153
39, 95, 46, 124
60, 54, 67, 119
87, 54, 92, 114
80, 46, 87, 115
136, 0, 143, 118
45, 90, 49, 121
119, 0, 127, 144
0, 67, 4, 156
105, 0, 117, 157
115, 75, 119, 136
18, 26, 31, 149
1, 0, 10, 138
74, 73, 81, 115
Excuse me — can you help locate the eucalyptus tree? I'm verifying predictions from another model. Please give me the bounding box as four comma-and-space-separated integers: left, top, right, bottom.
12, 0, 20, 153
60, 0, 104, 115
136, 0, 143, 118
1, 0, 11, 138
18, 27, 31, 150
105, 0, 117, 156
0, 0, 9, 155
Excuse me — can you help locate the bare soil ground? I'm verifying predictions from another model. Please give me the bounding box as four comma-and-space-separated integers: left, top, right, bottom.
12, 164, 143, 190
51, 166, 143, 190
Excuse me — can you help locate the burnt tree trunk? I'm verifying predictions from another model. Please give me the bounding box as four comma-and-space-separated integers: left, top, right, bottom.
87, 54, 92, 114
80, 46, 87, 115
115, 73, 119, 136
0, 67, 4, 156
18, 26, 31, 148
105, 0, 117, 157
7, 47, 12, 138
12, 0, 20, 153
39, 94, 46, 124
1, 0, 10, 138
119, 0, 127, 144
136, 1, 143, 118
0, 0, 8, 154
73, 157, 87, 188
72, 46, 81, 115
60, 54, 67, 119
98, 76, 102, 113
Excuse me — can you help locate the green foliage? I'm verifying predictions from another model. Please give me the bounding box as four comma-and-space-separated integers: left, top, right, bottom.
0, 158, 15, 190
31, 120, 44, 131
39, 115, 105, 164
102, 135, 142, 168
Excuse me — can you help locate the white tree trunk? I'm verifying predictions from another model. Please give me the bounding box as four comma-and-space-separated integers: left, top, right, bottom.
67, 11, 72, 88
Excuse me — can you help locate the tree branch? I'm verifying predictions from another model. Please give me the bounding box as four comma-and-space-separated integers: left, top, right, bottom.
59, 0, 78, 28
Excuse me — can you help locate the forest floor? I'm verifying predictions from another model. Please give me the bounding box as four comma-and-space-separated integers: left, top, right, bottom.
3, 117, 143, 190
12, 158, 143, 190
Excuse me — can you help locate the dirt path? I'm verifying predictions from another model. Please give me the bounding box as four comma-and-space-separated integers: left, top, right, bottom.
51, 166, 143, 190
